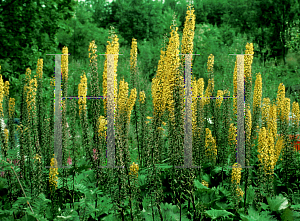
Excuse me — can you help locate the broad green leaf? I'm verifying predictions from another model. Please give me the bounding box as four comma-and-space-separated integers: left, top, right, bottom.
205, 208, 234, 220
267, 194, 289, 212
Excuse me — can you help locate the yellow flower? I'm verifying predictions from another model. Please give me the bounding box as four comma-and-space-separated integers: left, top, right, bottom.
201, 180, 209, 188
244, 42, 254, 81
292, 101, 300, 128
33, 154, 41, 163
37, 58, 43, 79
236, 186, 244, 198
253, 73, 262, 109
157, 127, 164, 131
268, 103, 277, 140
231, 162, 242, 185
88, 40, 98, 63
4, 128, 8, 145
103, 31, 119, 117
275, 137, 285, 163
205, 128, 217, 162
262, 98, 270, 128
233, 59, 237, 116
216, 90, 224, 108
276, 83, 285, 121
4, 81, 9, 97
49, 155, 59, 190
129, 162, 139, 178
78, 72, 88, 116
62, 46, 69, 82
203, 78, 214, 106
8, 98, 15, 119
126, 88, 137, 124
180, 4, 196, 66
97, 116, 107, 139
228, 123, 237, 147
207, 54, 214, 75
139, 91, 146, 104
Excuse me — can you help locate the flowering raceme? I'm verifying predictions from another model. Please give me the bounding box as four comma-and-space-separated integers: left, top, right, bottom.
49, 155, 59, 191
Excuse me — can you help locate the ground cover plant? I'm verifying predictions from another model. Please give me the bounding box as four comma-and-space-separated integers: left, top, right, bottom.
1, 3, 300, 221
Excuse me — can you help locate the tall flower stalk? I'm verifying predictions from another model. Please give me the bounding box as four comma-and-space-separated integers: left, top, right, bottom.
49, 154, 59, 192
114, 78, 137, 220
251, 73, 262, 166
129, 38, 141, 167
59, 47, 69, 206
149, 46, 167, 220
138, 91, 147, 168
231, 162, 244, 212
164, 12, 183, 213
0, 72, 14, 204
87, 40, 103, 213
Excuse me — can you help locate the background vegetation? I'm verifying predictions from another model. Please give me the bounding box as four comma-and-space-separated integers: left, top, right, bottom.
0, 0, 300, 121
1, 0, 300, 220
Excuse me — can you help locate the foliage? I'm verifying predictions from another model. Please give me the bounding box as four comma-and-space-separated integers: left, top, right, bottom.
1, 0, 300, 220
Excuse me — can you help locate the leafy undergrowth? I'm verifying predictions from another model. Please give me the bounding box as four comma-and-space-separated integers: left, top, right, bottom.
1, 127, 300, 221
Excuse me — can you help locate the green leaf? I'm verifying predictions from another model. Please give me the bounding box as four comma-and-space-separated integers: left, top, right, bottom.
215, 201, 230, 210
202, 173, 211, 184
267, 194, 289, 212
245, 185, 256, 205
194, 179, 209, 191
260, 202, 269, 211
212, 166, 223, 174
281, 208, 294, 221
204, 208, 234, 220
290, 204, 300, 210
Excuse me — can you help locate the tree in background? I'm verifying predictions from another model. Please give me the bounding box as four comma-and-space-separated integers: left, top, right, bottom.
221, 0, 300, 67
0, 0, 77, 117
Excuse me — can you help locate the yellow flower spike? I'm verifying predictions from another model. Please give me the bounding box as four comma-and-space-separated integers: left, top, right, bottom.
246, 104, 252, 144
62, 46, 69, 82
126, 88, 137, 124
139, 91, 146, 104
33, 154, 42, 163
267, 104, 277, 141
216, 90, 224, 108
180, 4, 196, 66
103, 31, 119, 117
228, 123, 237, 147
292, 101, 300, 128
231, 162, 242, 185
233, 59, 238, 116
244, 43, 254, 82
207, 54, 214, 75
97, 115, 107, 139
282, 98, 290, 123
37, 58, 43, 79
4, 81, 9, 97
130, 38, 138, 86
262, 98, 270, 128
205, 128, 217, 162
49, 154, 59, 191
78, 72, 88, 116
8, 98, 15, 119
201, 180, 209, 188
236, 186, 244, 198
253, 73, 262, 109
276, 83, 285, 121
203, 78, 214, 106
129, 162, 139, 178
4, 128, 8, 147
